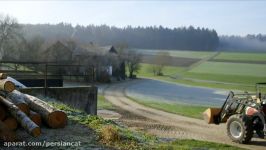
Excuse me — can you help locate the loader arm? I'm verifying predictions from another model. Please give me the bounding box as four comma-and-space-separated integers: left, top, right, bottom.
214, 91, 234, 124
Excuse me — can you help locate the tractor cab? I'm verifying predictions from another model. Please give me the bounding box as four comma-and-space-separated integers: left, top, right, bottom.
256, 83, 266, 114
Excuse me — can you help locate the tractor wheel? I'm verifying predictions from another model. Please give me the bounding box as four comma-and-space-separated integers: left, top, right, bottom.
226, 114, 253, 144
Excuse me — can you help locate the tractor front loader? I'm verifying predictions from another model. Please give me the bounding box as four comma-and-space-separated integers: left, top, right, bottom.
203, 83, 266, 144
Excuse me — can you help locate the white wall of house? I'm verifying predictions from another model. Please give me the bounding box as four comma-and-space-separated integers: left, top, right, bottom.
107, 66, 112, 76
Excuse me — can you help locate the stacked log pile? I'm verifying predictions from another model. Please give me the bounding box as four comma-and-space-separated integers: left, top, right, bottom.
0, 73, 68, 142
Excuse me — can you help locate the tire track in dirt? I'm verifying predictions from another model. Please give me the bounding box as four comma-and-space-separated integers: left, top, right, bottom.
103, 80, 266, 150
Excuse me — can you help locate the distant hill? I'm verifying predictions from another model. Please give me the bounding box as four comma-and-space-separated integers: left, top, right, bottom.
21, 23, 219, 51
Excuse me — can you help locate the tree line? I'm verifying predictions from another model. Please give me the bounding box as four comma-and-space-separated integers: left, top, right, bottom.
22, 23, 219, 51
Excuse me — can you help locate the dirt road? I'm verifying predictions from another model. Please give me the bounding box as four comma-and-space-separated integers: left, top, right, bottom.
103, 80, 266, 150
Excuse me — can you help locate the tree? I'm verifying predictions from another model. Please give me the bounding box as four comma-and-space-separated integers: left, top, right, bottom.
151, 52, 170, 76
0, 14, 21, 60
19, 36, 44, 61
125, 50, 142, 78
22, 23, 219, 51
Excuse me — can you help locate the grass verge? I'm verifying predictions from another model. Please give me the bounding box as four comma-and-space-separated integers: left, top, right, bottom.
50, 101, 156, 149
126, 96, 208, 119
97, 94, 114, 110
158, 139, 245, 150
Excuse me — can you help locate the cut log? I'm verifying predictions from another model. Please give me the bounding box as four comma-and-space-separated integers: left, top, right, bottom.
202, 108, 221, 124
0, 120, 16, 142
7, 90, 30, 115
29, 111, 42, 126
0, 79, 15, 92
23, 94, 67, 128
0, 96, 41, 137
0, 73, 7, 79
0, 104, 6, 121
3, 117, 18, 130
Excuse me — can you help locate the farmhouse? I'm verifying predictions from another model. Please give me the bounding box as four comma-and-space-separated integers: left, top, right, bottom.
97, 45, 126, 82
42, 41, 125, 82
75, 44, 125, 82
41, 41, 72, 63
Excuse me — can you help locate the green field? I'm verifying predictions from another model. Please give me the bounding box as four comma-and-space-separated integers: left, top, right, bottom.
138, 63, 185, 77
132, 49, 215, 59
214, 52, 266, 61
137, 63, 258, 91
134, 49, 266, 91
189, 61, 266, 77
184, 72, 266, 85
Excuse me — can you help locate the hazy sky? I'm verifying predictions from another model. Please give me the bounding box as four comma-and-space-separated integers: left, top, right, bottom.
0, 0, 265, 36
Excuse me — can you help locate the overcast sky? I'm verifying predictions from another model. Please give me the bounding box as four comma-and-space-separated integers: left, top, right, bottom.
0, 0, 265, 36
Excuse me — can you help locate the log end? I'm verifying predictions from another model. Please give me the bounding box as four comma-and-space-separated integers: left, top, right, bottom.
4, 81, 16, 92
31, 127, 41, 137
48, 111, 67, 128
3, 117, 18, 131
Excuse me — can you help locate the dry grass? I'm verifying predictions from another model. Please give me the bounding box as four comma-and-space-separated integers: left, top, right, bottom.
100, 125, 120, 144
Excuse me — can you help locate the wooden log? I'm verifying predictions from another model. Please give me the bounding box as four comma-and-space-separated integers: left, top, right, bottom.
0, 73, 7, 79
23, 94, 67, 128
202, 108, 221, 124
0, 79, 15, 92
7, 90, 30, 115
0, 104, 6, 121
0, 96, 41, 137
29, 111, 42, 127
0, 120, 16, 142
3, 117, 18, 130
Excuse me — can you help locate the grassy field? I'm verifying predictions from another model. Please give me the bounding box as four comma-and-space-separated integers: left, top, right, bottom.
134, 49, 266, 92
138, 63, 185, 77
214, 52, 266, 62
132, 49, 215, 59
127, 96, 208, 119
189, 61, 266, 77
137, 63, 257, 91
185, 72, 266, 85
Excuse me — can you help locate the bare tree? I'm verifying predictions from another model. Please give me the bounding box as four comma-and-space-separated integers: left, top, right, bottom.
125, 50, 142, 78
0, 14, 20, 60
20, 36, 45, 61
151, 51, 170, 76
